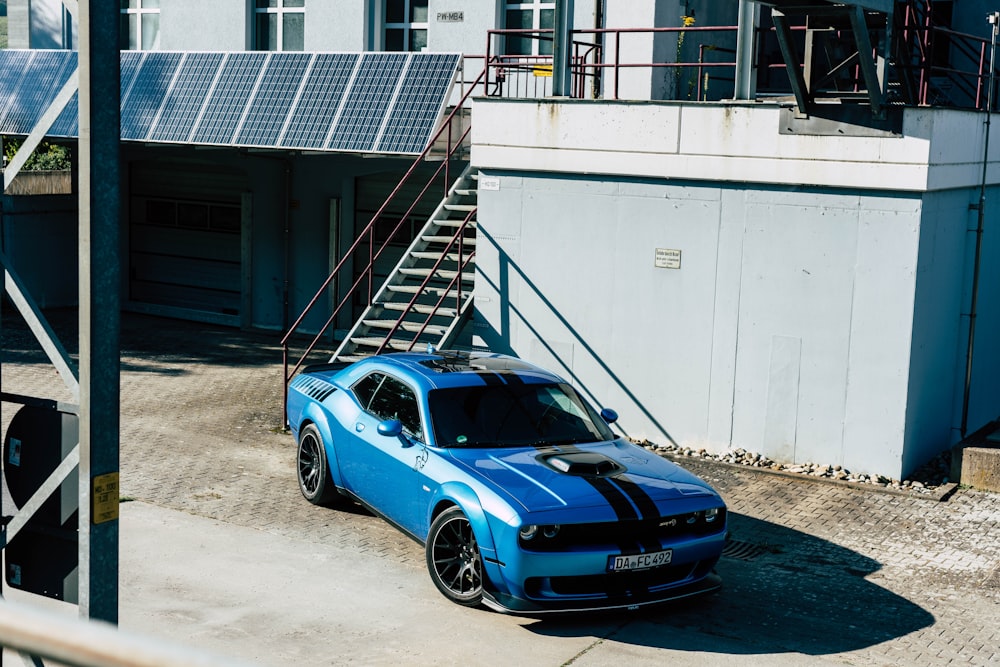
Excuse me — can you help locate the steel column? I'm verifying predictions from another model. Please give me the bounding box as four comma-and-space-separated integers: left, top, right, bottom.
77, 0, 121, 624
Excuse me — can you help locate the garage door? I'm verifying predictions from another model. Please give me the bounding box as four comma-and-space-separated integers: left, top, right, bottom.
127, 162, 248, 326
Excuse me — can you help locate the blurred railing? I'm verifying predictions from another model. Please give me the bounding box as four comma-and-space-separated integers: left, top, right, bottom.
0, 599, 254, 667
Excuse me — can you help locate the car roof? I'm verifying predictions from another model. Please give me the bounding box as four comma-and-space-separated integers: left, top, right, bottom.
355, 350, 564, 391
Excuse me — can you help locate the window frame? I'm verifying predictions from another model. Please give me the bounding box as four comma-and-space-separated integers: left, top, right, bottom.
351, 372, 424, 441
120, 0, 161, 51
384, 0, 429, 52
254, 0, 306, 52
504, 0, 555, 57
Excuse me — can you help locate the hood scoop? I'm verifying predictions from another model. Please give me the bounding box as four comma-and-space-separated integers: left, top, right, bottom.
539, 451, 623, 477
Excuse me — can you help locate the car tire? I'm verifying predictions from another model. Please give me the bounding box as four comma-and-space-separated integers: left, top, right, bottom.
296, 423, 338, 505
426, 506, 484, 606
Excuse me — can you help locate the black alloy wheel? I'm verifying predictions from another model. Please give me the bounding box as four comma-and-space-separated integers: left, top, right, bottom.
296, 423, 337, 505
426, 506, 484, 606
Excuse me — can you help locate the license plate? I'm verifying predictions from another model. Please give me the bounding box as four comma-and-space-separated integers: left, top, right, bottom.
608, 549, 673, 572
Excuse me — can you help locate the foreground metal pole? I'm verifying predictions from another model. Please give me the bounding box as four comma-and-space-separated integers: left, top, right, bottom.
77, 0, 121, 623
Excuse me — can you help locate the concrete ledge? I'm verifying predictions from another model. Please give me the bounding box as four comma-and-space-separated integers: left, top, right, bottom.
951, 420, 1000, 493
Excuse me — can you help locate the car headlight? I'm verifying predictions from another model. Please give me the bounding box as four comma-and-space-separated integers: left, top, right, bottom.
704, 507, 720, 523
519, 525, 539, 540
519, 524, 561, 542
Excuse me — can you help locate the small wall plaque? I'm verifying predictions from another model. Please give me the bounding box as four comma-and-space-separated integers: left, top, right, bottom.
655, 248, 681, 269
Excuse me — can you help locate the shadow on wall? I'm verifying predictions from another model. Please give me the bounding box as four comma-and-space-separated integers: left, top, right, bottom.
474, 228, 680, 447
524, 513, 934, 656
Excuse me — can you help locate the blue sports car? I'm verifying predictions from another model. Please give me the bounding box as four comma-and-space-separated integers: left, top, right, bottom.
286, 350, 727, 614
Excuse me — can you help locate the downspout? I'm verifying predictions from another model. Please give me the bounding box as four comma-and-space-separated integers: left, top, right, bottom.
281, 158, 292, 331
961, 12, 998, 438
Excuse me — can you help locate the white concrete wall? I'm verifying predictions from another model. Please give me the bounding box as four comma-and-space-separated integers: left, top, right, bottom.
160, 0, 247, 51
471, 100, 1000, 478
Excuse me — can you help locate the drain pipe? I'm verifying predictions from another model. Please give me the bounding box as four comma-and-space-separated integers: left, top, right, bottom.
961, 12, 999, 438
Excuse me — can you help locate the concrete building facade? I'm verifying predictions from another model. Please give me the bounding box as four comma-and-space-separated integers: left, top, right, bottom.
2, 0, 998, 478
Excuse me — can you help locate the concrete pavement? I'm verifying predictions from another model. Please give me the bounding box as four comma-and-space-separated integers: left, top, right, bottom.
1, 310, 998, 666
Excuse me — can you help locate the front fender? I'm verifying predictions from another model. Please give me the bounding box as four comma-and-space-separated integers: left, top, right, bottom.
430, 482, 520, 599
296, 401, 345, 489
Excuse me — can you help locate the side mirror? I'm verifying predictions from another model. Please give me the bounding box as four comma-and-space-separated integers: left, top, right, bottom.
377, 418, 415, 448
600, 408, 619, 424
377, 419, 402, 437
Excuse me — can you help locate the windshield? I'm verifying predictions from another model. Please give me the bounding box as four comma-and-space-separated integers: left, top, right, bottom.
427, 382, 615, 448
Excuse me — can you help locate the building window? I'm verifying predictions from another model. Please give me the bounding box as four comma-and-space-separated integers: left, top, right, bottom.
254, 0, 305, 52
120, 0, 161, 50
385, 0, 428, 52
505, 0, 554, 56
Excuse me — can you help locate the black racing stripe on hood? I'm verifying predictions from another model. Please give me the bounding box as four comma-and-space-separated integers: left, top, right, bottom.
530, 442, 640, 526
587, 477, 639, 521
612, 476, 660, 521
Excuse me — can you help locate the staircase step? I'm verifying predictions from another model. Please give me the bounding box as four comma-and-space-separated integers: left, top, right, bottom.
434, 218, 477, 229
410, 250, 474, 262
386, 284, 464, 298
351, 337, 423, 352
381, 301, 459, 317
423, 234, 476, 245
453, 189, 477, 197
398, 267, 474, 281
363, 319, 448, 336
443, 204, 476, 212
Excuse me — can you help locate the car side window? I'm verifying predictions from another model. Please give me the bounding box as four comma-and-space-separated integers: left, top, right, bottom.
352, 373, 384, 410
353, 372, 422, 440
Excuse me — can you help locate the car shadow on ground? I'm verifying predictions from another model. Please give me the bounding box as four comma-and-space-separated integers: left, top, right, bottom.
523, 513, 934, 657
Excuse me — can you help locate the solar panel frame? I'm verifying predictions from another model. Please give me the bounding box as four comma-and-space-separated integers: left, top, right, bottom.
326, 52, 408, 153
148, 52, 227, 144
235, 52, 312, 148
0, 49, 460, 156
120, 51, 184, 141
191, 51, 269, 146
278, 52, 360, 149
0, 50, 77, 136
376, 52, 460, 155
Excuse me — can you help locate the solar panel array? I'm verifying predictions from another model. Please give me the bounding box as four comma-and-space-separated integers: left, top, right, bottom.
0, 49, 460, 155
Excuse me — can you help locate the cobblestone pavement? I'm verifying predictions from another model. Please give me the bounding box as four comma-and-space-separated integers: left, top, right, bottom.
2, 310, 999, 666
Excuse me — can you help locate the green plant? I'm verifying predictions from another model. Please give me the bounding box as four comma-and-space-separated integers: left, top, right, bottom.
3, 137, 72, 171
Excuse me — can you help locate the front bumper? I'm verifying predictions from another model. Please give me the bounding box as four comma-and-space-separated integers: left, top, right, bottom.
478, 530, 725, 614
481, 569, 722, 614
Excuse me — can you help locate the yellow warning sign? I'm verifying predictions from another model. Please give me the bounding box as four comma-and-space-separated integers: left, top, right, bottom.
92, 472, 120, 525
532, 64, 553, 77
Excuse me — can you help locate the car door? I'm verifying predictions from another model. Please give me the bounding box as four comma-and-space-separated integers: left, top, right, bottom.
340, 371, 423, 533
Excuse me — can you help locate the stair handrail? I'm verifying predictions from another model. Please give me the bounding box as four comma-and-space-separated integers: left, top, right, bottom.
373, 208, 477, 355
281, 64, 487, 394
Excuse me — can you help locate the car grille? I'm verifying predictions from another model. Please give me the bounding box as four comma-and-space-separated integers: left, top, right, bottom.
520, 508, 726, 553
524, 559, 717, 599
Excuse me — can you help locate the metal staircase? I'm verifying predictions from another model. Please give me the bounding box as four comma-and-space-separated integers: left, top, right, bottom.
331, 167, 478, 361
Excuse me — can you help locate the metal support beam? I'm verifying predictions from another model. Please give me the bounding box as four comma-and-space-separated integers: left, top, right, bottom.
848, 5, 886, 117
77, 0, 121, 624
2, 69, 79, 193
771, 9, 813, 115
552, 0, 574, 96
1, 253, 80, 401
735, 0, 760, 100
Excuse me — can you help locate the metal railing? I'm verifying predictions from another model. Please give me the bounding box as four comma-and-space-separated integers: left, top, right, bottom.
0, 598, 255, 667
373, 207, 477, 355
479, 10, 998, 110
